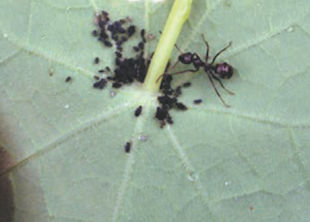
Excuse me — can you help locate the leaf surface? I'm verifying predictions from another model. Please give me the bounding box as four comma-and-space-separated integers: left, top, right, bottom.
1, 0, 310, 221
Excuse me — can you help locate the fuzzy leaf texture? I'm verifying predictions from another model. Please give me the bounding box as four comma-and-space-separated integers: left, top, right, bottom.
1, 0, 310, 221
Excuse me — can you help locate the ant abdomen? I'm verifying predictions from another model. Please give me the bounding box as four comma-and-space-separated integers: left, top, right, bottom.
214, 62, 233, 79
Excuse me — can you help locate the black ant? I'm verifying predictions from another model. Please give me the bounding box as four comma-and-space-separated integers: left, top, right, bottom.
158, 34, 234, 107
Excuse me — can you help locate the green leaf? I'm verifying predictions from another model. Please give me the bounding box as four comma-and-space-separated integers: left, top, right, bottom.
1, 0, 310, 221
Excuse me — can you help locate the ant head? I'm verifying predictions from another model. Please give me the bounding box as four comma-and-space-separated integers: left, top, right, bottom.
178, 52, 193, 64
214, 62, 233, 79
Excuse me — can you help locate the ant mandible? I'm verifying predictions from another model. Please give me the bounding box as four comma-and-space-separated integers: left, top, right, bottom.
158, 34, 234, 107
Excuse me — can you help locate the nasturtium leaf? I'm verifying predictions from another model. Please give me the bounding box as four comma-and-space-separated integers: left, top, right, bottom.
1, 0, 310, 221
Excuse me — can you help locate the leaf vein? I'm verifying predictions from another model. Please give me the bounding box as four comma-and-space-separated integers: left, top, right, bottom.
0, 103, 131, 178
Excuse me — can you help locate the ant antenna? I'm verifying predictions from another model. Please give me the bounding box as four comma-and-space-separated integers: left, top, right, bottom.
174, 44, 183, 54
211, 42, 232, 65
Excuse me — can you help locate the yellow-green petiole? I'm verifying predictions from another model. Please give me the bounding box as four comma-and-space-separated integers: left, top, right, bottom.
143, 0, 193, 92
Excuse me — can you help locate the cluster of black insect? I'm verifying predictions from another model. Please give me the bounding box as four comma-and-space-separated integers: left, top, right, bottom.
92, 11, 150, 89
90, 11, 189, 127
154, 74, 193, 127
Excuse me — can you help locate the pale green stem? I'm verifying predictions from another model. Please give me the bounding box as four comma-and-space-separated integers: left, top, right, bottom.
143, 0, 193, 92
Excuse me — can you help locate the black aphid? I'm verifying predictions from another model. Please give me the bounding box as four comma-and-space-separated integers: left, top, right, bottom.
174, 86, 182, 97
182, 82, 191, 87
127, 25, 136, 37
103, 40, 113, 47
134, 106, 143, 117
92, 30, 98, 37
93, 78, 107, 89
125, 142, 131, 153
115, 51, 122, 58
112, 82, 122, 88
155, 106, 168, 121
160, 34, 234, 107
65, 76, 72, 82
99, 32, 108, 39
175, 102, 187, 110
94, 57, 100, 64
138, 42, 144, 50
193, 99, 202, 104
158, 95, 177, 108
107, 24, 114, 32
133, 46, 139, 52
117, 45, 123, 51
140, 29, 146, 43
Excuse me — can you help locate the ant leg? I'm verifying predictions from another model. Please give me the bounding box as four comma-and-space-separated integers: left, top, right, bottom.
156, 74, 165, 83
168, 68, 199, 76
207, 73, 231, 107
169, 44, 184, 70
170, 60, 179, 71
156, 68, 199, 83
210, 42, 232, 65
212, 75, 235, 95
201, 34, 210, 62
